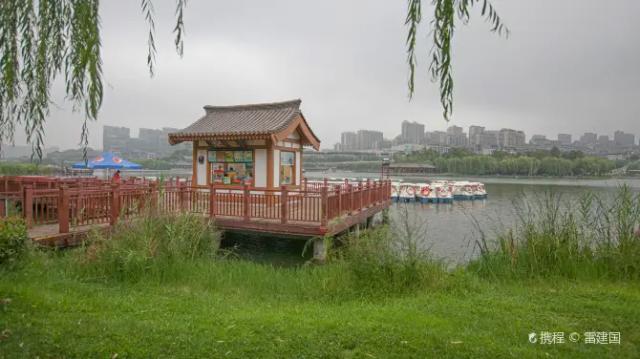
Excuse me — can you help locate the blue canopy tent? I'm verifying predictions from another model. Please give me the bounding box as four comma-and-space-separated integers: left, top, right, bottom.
72, 152, 142, 171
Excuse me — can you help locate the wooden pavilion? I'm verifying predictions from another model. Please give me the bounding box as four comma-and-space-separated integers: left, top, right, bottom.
168, 99, 320, 189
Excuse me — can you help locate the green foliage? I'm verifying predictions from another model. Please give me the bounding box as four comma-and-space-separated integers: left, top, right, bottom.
406, 0, 508, 120
76, 211, 220, 282
339, 223, 445, 295
0, 0, 187, 160
0, 162, 55, 175
399, 148, 616, 176
0, 216, 28, 266
470, 187, 640, 280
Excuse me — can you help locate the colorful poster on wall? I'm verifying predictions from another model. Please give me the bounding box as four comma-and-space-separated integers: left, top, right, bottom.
208, 151, 216, 162
244, 151, 253, 162
224, 151, 234, 162
233, 151, 244, 162
216, 151, 225, 162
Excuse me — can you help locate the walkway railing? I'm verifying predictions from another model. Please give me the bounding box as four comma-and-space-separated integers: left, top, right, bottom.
15, 178, 391, 237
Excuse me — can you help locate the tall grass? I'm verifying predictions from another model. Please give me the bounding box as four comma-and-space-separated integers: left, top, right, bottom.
75, 211, 220, 282
470, 186, 640, 280
336, 205, 446, 295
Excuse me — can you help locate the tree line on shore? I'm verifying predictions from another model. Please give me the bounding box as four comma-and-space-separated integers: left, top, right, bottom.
396, 147, 635, 177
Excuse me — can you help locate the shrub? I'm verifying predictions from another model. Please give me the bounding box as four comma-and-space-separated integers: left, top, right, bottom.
0, 217, 28, 266
77, 212, 221, 282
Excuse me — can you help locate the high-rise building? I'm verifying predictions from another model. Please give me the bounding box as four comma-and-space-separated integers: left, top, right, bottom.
356, 130, 384, 150
558, 133, 572, 146
597, 135, 610, 147
425, 131, 447, 146
401, 121, 425, 144
446, 126, 467, 147
529, 135, 549, 146
579, 132, 598, 146
103, 126, 131, 152
614, 131, 635, 147
468, 126, 485, 147
340, 132, 357, 151
498, 128, 526, 148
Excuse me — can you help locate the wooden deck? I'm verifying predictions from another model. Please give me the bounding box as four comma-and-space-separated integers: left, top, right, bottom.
3, 178, 391, 246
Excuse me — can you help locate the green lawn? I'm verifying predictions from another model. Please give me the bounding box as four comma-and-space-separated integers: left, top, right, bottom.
0, 256, 638, 358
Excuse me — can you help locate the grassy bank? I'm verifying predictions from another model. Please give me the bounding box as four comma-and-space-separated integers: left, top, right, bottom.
1, 256, 639, 358
1, 192, 639, 358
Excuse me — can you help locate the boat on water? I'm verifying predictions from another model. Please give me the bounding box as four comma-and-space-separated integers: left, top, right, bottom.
416, 183, 436, 203
399, 183, 417, 202
434, 183, 453, 203
391, 182, 400, 202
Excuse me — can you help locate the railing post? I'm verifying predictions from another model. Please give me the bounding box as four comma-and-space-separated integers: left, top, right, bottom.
335, 185, 342, 216
366, 179, 371, 207
23, 185, 33, 228
58, 186, 69, 234
179, 182, 187, 212
149, 182, 158, 214
244, 184, 251, 222
280, 185, 288, 224
358, 181, 363, 211
323, 178, 328, 189
209, 184, 216, 219
321, 186, 328, 228
110, 183, 120, 226
303, 177, 308, 191
349, 184, 354, 214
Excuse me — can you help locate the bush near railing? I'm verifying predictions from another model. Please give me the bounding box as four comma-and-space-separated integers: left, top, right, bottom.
0, 217, 28, 266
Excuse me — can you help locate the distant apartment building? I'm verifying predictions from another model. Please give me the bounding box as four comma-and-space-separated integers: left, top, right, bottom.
103, 126, 131, 152
579, 132, 598, 146
425, 131, 448, 146
597, 135, 610, 146
614, 131, 635, 147
498, 128, 526, 148
529, 134, 549, 146
356, 130, 384, 150
340, 131, 358, 151
400, 121, 425, 144
103, 125, 187, 156
446, 125, 467, 147
557, 133, 572, 146
468, 126, 485, 147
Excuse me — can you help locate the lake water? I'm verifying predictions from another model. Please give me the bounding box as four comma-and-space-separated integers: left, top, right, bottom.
150, 168, 639, 265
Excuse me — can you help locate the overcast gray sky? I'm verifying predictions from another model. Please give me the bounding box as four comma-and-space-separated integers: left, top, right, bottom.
18, 0, 640, 150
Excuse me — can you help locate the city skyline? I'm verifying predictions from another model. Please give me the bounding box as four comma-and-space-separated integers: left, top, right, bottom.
2, 0, 638, 152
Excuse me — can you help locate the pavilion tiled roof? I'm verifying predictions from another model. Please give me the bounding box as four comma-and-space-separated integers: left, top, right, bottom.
168, 99, 320, 146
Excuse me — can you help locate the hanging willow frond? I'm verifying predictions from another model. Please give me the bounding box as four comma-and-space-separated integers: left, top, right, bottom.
406, 0, 509, 121
141, 0, 157, 76
174, 0, 187, 57
405, 0, 421, 98
0, 0, 186, 161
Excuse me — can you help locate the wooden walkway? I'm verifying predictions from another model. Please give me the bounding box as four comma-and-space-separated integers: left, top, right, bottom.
4, 178, 391, 247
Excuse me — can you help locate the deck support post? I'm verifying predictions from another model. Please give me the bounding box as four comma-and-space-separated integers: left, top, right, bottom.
382, 208, 390, 224
244, 184, 251, 222
280, 185, 288, 224
23, 185, 33, 228
209, 184, 216, 219
58, 186, 70, 234
313, 237, 328, 263
110, 183, 120, 226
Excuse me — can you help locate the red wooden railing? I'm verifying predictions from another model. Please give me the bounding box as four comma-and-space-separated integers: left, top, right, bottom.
15, 177, 391, 236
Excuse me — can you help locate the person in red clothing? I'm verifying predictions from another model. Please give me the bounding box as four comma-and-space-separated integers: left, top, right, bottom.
112, 170, 121, 183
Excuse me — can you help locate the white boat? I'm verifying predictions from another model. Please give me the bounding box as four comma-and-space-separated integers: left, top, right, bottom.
434, 183, 453, 203
416, 183, 435, 203
391, 182, 400, 202
399, 183, 417, 202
